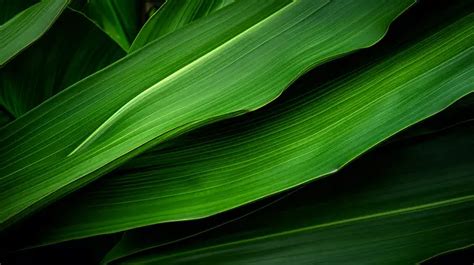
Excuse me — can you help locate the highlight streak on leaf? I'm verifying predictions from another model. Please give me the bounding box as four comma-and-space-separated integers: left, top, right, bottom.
20, 10, 473, 245
0, 0, 413, 230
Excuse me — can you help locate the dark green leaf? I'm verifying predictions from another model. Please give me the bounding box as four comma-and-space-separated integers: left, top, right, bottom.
0, 8, 125, 118
111, 122, 474, 264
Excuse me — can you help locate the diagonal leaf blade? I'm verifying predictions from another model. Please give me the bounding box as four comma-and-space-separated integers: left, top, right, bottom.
0, 0, 69, 66
17, 8, 474, 245
112, 122, 474, 264
0, 0, 414, 229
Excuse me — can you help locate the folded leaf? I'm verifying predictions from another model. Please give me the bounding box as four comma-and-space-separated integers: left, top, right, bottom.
18, 8, 473, 245
0, 0, 69, 66
0, 9, 125, 118
110, 122, 474, 264
0, 0, 414, 229
130, 0, 235, 52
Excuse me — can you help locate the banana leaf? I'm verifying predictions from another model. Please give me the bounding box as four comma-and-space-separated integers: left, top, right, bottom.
0, 0, 414, 229
11, 4, 473, 245
0, 0, 69, 65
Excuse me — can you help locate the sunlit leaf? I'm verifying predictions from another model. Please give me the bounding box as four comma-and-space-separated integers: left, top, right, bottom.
0, 0, 414, 230
15, 5, 474, 245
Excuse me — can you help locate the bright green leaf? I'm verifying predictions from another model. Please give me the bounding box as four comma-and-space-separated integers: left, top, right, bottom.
16, 7, 474, 245
0, 0, 414, 230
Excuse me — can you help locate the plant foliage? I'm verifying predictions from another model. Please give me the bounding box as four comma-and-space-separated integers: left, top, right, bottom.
0, 0, 472, 264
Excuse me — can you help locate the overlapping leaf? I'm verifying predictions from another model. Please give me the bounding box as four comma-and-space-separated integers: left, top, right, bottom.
0, 9, 124, 118
108, 122, 474, 264
0, 0, 414, 229
0, 0, 69, 65
17, 9, 474, 245
74, 0, 142, 51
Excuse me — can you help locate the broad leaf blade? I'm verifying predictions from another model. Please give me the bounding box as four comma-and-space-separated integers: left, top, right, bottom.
16, 8, 473, 245
114, 122, 474, 264
0, 0, 413, 229
0, 0, 69, 66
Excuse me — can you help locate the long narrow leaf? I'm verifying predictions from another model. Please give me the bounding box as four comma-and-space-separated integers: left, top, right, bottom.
111, 122, 474, 264
0, 0, 69, 66
0, 9, 125, 118
17, 8, 473, 245
0, 0, 414, 228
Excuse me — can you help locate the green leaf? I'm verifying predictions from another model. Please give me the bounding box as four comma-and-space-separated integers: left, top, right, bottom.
0, 0, 69, 66
0, 8, 125, 118
130, 0, 235, 52
79, 0, 142, 51
16, 8, 473, 245
0, 0, 37, 24
0, 0, 414, 229
391, 93, 474, 142
108, 122, 474, 264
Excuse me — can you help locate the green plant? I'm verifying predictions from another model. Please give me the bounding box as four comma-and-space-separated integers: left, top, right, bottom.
0, 0, 472, 264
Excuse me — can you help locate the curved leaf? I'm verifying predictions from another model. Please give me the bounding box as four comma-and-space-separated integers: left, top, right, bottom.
0, 0, 69, 66
112, 122, 474, 264
18, 8, 473, 245
0, 0, 413, 229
